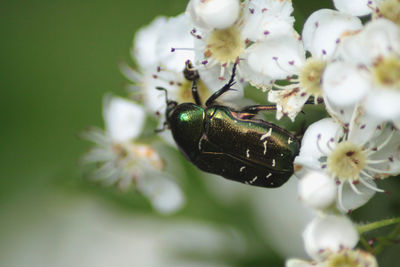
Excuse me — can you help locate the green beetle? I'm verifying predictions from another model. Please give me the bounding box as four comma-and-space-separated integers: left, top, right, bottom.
157, 62, 300, 188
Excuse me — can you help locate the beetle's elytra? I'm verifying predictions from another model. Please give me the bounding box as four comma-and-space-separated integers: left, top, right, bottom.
156, 62, 300, 188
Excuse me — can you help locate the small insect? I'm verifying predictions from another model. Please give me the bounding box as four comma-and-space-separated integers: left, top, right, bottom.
156, 61, 300, 188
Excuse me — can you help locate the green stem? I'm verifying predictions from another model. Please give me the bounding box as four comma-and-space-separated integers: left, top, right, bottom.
359, 236, 373, 252
357, 217, 400, 234
373, 222, 400, 255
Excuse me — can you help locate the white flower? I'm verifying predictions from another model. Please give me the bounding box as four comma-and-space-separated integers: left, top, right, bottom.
268, 9, 363, 121
286, 248, 378, 267
186, 0, 297, 89
286, 214, 377, 267
82, 96, 184, 214
295, 111, 400, 212
333, 0, 400, 27
303, 215, 359, 261
121, 14, 243, 121
326, 18, 400, 122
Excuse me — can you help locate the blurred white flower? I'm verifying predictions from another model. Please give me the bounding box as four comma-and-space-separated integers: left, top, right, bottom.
302, 214, 359, 261
186, 0, 297, 89
82, 96, 184, 214
268, 9, 362, 121
286, 248, 377, 267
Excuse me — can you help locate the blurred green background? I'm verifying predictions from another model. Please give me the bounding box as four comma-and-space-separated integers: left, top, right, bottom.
1, 0, 399, 266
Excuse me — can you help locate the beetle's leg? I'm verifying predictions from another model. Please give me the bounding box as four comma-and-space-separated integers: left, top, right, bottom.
205, 62, 238, 107
184, 61, 202, 106
156, 86, 169, 105
237, 105, 277, 119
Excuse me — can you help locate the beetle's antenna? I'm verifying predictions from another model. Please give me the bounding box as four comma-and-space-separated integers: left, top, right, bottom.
156, 86, 169, 104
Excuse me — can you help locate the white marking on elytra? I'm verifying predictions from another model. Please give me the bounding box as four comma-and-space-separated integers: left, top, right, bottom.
272, 159, 276, 167
246, 148, 250, 158
240, 166, 246, 172
280, 153, 283, 157
271, 182, 274, 185
249, 176, 258, 184
244, 181, 250, 185
266, 173, 272, 179
288, 137, 293, 144
260, 128, 272, 141
263, 140, 268, 155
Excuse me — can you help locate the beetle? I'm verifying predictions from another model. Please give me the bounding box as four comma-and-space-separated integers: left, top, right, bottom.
156, 61, 300, 188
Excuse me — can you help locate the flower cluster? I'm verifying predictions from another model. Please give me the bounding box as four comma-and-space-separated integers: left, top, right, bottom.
84, 0, 400, 264
82, 96, 184, 214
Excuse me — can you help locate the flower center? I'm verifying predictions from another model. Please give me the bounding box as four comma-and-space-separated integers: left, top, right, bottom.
178, 79, 210, 103
133, 144, 164, 170
327, 141, 366, 181
372, 55, 400, 90
298, 57, 326, 97
327, 253, 361, 267
204, 26, 245, 64
377, 0, 400, 26
326, 249, 377, 267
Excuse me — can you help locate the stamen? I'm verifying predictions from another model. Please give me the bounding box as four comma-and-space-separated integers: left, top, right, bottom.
349, 181, 364, 195
364, 165, 394, 174
219, 65, 226, 79
272, 57, 299, 76
337, 182, 348, 212
347, 105, 361, 141
171, 47, 195, 52
327, 138, 336, 151
366, 159, 388, 164
359, 176, 385, 193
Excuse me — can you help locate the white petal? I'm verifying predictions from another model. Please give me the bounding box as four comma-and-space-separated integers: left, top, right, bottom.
347, 107, 381, 146
268, 88, 309, 121
302, 9, 363, 58
244, 32, 306, 80
285, 259, 314, 267
322, 61, 370, 107
336, 19, 400, 66
303, 214, 359, 261
103, 96, 146, 142
138, 174, 184, 214
132, 16, 167, 69
156, 14, 195, 73
186, 0, 240, 30
239, 59, 274, 90
339, 180, 376, 212
333, 0, 374, 16
241, 0, 295, 41
140, 69, 181, 114
365, 89, 400, 121
296, 118, 343, 164
298, 171, 337, 210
